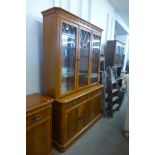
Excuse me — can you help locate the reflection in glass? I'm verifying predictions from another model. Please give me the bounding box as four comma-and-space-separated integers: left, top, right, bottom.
79, 30, 90, 87
61, 23, 77, 94
91, 35, 101, 83
115, 45, 125, 67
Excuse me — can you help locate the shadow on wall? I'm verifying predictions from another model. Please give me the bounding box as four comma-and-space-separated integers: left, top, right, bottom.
36, 20, 44, 94
26, 18, 44, 94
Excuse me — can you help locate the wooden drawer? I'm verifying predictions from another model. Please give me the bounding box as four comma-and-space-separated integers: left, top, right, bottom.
65, 89, 101, 110
81, 92, 92, 101
66, 98, 81, 110
27, 108, 51, 127
81, 90, 101, 101
93, 89, 101, 95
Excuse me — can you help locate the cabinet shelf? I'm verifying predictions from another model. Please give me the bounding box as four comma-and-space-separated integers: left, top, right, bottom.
112, 88, 118, 93
112, 96, 119, 102
113, 103, 120, 112
105, 66, 121, 117
106, 93, 108, 99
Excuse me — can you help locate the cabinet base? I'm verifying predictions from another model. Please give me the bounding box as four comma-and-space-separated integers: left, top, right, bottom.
53, 114, 102, 152
49, 150, 54, 155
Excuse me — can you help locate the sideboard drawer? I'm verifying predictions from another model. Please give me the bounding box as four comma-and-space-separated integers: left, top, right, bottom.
81, 91, 98, 101
66, 98, 81, 110
27, 108, 51, 127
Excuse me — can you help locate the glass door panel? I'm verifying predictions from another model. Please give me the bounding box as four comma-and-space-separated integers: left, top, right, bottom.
61, 23, 77, 94
78, 29, 90, 87
91, 35, 101, 83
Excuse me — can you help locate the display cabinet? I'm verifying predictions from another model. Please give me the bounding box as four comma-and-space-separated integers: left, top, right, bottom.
42, 7, 103, 98
105, 40, 125, 69
41, 7, 104, 152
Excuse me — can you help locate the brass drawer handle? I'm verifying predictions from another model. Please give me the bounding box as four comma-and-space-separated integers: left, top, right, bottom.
88, 94, 91, 98
72, 100, 76, 105
32, 114, 41, 121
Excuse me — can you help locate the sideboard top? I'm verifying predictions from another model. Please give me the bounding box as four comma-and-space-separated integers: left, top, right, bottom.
41, 7, 103, 33
26, 93, 54, 112
56, 84, 104, 103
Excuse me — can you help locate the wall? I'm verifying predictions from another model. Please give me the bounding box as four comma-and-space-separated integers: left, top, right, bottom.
26, 0, 129, 94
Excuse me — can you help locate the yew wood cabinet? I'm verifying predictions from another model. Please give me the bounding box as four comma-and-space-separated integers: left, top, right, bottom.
26, 94, 54, 155
41, 7, 104, 152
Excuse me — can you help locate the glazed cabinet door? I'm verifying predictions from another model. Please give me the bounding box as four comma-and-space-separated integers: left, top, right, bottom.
90, 34, 101, 83
26, 119, 51, 155
60, 21, 78, 95
78, 28, 91, 88
115, 42, 125, 67
65, 106, 80, 141
92, 93, 102, 119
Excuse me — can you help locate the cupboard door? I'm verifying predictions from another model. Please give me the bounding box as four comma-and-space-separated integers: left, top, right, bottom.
91, 35, 101, 83
80, 99, 92, 128
92, 93, 101, 119
78, 29, 91, 87
61, 22, 77, 94
26, 120, 51, 155
65, 107, 80, 141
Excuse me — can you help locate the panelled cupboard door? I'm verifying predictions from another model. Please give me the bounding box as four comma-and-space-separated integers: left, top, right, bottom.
78, 27, 91, 88
26, 120, 51, 155
60, 20, 78, 96
92, 93, 102, 119
65, 106, 80, 141
80, 99, 93, 128
91, 34, 101, 83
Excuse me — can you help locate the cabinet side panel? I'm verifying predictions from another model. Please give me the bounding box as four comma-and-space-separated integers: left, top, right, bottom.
43, 15, 59, 98
52, 102, 65, 145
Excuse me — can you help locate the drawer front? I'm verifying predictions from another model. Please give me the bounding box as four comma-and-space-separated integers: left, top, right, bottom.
66, 98, 81, 110
65, 89, 101, 109
27, 108, 51, 127
81, 89, 101, 102
93, 89, 101, 96
81, 92, 92, 101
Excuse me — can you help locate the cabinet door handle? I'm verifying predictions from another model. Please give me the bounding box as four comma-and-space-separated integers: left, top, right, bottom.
72, 101, 76, 105
32, 114, 41, 121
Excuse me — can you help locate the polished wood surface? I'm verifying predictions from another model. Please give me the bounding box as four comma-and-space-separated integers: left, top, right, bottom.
26, 93, 53, 112
41, 7, 103, 33
42, 7, 103, 99
41, 7, 104, 152
56, 84, 103, 103
26, 94, 54, 155
52, 85, 103, 152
